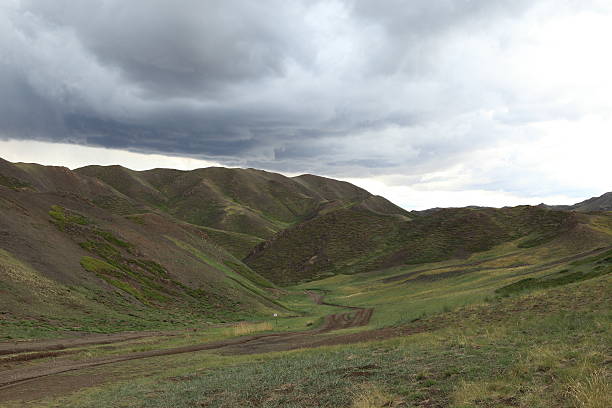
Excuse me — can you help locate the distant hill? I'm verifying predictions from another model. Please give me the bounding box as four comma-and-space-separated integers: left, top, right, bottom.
568, 191, 612, 212
245, 205, 609, 284
75, 165, 408, 256
542, 191, 612, 213
1, 156, 611, 333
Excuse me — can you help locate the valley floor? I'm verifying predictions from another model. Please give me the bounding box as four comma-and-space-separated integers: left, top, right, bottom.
0, 244, 610, 407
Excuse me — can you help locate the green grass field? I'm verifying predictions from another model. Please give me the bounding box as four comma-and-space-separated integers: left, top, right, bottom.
2, 159, 611, 407
41, 274, 610, 408
4, 232, 606, 408
291, 240, 612, 330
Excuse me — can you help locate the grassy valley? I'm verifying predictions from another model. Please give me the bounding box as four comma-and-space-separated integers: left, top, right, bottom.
0, 158, 610, 407
5, 229, 609, 407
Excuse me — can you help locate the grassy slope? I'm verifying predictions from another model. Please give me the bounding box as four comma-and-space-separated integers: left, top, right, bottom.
75, 165, 408, 243
196, 225, 265, 259
294, 230, 612, 330
3, 207, 610, 407
51, 263, 611, 408
2, 159, 409, 339
245, 208, 396, 284
246, 205, 591, 285
0, 164, 285, 339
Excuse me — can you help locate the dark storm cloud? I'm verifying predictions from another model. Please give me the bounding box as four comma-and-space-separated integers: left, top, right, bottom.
0, 67, 63, 137
0, 0, 603, 178
20, 0, 316, 97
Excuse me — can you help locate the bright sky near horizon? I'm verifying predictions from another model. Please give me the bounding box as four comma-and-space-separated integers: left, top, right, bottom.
1, 1, 611, 210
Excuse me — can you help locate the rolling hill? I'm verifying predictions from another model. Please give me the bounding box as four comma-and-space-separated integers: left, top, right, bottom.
1, 156, 611, 336
566, 191, 612, 212
75, 165, 408, 257
544, 190, 612, 212
1, 158, 611, 407
0, 159, 284, 336
245, 204, 612, 284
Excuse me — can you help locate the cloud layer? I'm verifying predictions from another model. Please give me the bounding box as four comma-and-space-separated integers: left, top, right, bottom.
1, 0, 611, 206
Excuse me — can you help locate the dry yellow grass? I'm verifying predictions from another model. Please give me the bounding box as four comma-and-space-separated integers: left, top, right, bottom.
567, 368, 611, 408
227, 321, 273, 336
351, 383, 399, 408
0, 248, 67, 299
452, 379, 519, 407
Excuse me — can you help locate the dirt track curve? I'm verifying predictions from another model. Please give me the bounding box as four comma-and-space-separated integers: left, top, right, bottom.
0, 291, 373, 402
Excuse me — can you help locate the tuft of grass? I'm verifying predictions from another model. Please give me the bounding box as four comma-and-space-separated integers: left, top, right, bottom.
49, 205, 91, 229
567, 369, 611, 408
452, 379, 519, 408
125, 214, 146, 224
80, 256, 120, 274
351, 383, 397, 408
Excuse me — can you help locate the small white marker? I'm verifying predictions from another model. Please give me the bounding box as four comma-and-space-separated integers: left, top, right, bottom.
273, 313, 278, 317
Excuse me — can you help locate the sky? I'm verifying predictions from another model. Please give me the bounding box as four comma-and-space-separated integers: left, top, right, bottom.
1, 0, 611, 210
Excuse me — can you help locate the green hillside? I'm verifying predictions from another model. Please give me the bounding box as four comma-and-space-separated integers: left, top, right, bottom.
1, 157, 611, 407
246, 205, 609, 285
75, 165, 408, 241
0, 160, 283, 338
27, 218, 612, 408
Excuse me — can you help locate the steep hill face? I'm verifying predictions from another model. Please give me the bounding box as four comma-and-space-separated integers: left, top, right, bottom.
245, 205, 611, 285
569, 191, 612, 212
543, 191, 612, 213
0, 160, 282, 335
75, 165, 408, 242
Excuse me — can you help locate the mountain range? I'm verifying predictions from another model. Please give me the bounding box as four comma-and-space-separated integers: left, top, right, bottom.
0, 157, 610, 334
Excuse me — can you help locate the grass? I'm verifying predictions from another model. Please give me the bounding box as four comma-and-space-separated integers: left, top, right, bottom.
167, 237, 279, 306
198, 225, 265, 259
496, 248, 612, 296
57, 208, 277, 319
227, 321, 274, 336
246, 206, 580, 285
289, 239, 612, 329
1, 201, 289, 340
2, 195, 611, 406
351, 383, 397, 408
45, 275, 610, 408
567, 369, 610, 408
0, 173, 31, 189
48, 205, 91, 230
80, 256, 121, 274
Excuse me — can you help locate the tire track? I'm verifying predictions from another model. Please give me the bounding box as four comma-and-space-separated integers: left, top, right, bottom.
0, 293, 373, 399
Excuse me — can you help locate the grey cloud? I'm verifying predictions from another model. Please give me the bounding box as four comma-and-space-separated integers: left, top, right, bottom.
22, 0, 316, 98
1, 0, 605, 184
0, 66, 65, 138
348, 0, 532, 76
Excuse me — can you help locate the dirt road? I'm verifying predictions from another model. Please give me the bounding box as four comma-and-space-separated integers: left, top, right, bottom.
0, 292, 373, 403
